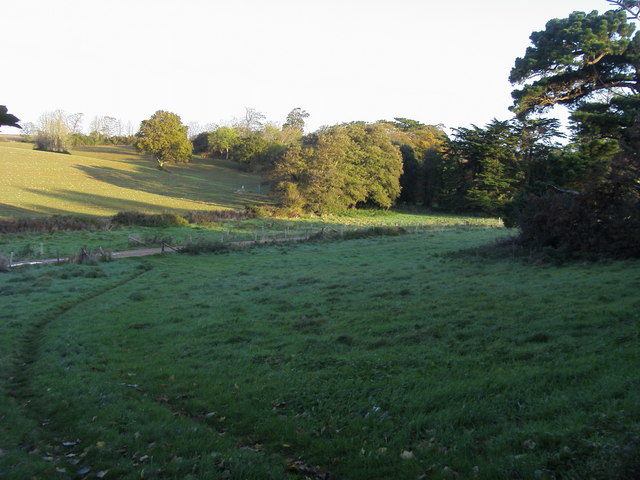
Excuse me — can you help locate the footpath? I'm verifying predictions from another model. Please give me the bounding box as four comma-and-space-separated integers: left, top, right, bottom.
8, 236, 309, 268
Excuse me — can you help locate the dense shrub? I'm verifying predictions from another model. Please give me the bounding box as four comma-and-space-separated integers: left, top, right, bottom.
179, 239, 228, 254
0, 215, 108, 233
183, 209, 255, 224
310, 226, 408, 241
513, 189, 640, 259
190, 132, 211, 154
244, 205, 276, 218
111, 211, 189, 228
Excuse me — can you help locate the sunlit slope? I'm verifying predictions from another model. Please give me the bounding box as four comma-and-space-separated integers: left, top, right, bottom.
0, 143, 266, 218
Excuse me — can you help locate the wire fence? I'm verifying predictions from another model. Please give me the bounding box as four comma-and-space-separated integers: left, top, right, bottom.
1, 220, 505, 268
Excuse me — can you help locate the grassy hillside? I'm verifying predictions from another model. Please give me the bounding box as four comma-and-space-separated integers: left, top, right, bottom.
0, 143, 266, 218
1, 230, 638, 479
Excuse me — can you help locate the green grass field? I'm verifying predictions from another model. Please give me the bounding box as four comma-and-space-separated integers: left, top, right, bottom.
1, 141, 638, 479
0, 143, 266, 218
1, 230, 639, 479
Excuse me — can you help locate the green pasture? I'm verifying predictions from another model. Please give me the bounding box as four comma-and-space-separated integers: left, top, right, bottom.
0, 143, 266, 218
1, 229, 638, 479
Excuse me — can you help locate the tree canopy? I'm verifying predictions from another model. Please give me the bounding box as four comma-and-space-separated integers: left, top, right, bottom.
0, 105, 20, 129
510, 9, 639, 117
34, 110, 70, 153
283, 108, 310, 132
208, 126, 240, 160
507, 1, 640, 258
136, 111, 192, 169
270, 122, 403, 214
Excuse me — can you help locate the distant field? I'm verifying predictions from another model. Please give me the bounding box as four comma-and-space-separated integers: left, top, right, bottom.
1, 230, 638, 479
0, 143, 266, 218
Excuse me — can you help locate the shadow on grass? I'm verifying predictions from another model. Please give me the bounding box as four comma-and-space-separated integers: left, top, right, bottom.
0, 203, 47, 219
21, 189, 179, 215
73, 163, 267, 210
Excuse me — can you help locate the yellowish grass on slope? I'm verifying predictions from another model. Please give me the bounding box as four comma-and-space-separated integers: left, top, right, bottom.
0, 143, 267, 218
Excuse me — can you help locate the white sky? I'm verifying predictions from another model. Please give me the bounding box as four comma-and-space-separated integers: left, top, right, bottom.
2, 0, 610, 135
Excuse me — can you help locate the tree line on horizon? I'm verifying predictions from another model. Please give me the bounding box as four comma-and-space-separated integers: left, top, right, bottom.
4, 0, 639, 258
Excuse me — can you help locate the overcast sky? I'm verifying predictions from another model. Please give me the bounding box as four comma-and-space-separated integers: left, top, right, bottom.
3, 0, 611, 135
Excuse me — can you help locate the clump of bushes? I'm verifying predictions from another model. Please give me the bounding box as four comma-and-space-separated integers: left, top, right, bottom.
179, 239, 228, 254
511, 188, 640, 259
0, 215, 108, 234
111, 211, 190, 228
310, 226, 408, 241
244, 205, 276, 218
183, 209, 256, 224
344, 226, 407, 239
112, 210, 259, 227
0, 209, 257, 234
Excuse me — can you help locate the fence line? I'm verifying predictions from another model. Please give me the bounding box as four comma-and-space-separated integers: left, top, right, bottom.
3, 222, 504, 268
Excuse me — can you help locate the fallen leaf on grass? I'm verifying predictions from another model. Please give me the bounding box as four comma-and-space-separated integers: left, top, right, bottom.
287, 460, 330, 480
96, 470, 108, 478
400, 450, 414, 459
239, 443, 263, 452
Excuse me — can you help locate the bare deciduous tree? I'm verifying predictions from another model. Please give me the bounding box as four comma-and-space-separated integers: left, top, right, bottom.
66, 112, 84, 134
35, 110, 70, 153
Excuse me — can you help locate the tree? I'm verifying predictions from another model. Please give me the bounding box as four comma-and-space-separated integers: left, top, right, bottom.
66, 113, 84, 134
34, 110, 70, 153
90, 115, 122, 139
0, 105, 20, 129
283, 108, 310, 132
270, 122, 403, 213
236, 107, 266, 135
509, 2, 640, 257
136, 110, 192, 169
229, 133, 269, 170
382, 119, 448, 206
441, 120, 524, 215
510, 9, 639, 117
606, 0, 640, 20
191, 132, 211, 155
208, 126, 240, 160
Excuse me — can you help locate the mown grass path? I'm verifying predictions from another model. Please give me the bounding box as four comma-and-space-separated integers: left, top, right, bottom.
1, 266, 149, 478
